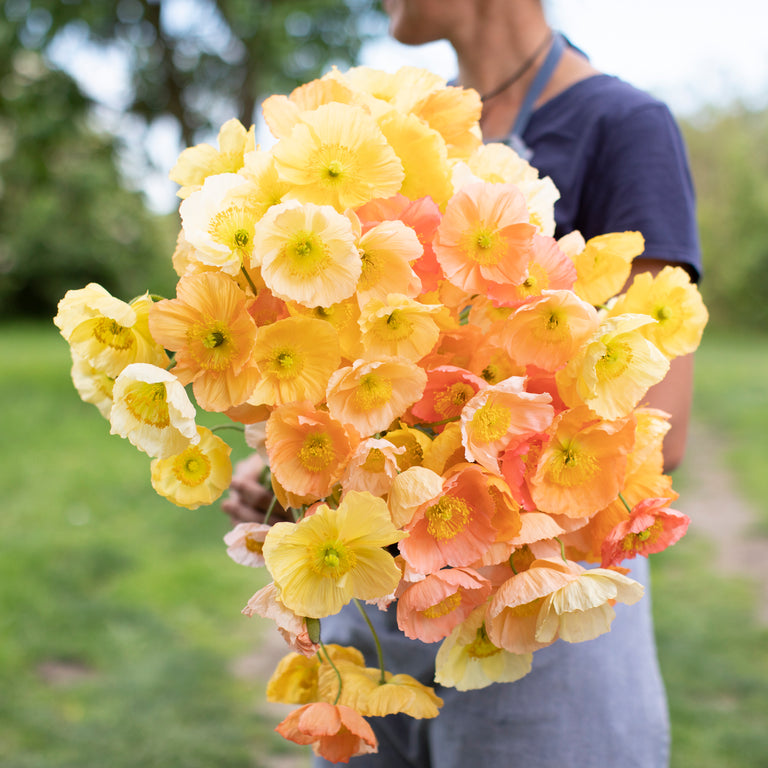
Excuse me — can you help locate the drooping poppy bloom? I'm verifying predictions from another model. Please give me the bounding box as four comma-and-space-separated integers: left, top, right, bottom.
608, 265, 708, 359
275, 702, 378, 763
150, 425, 232, 509
253, 200, 362, 308
109, 363, 198, 459
54, 284, 169, 378
326, 357, 427, 436
400, 464, 498, 573
433, 181, 536, 294
435, 605, 532, 691
248, 315, 341, 407
149, 271, 262, 412
571, 231, 645, 306
265, 402, 356, 500
601, 497, 690, 567
271, 102, 404, 210
169, 117, 255, 199
501, 289, 599, 372
460, 377, 554, 474
397, 566, 492, 643
224, 522, 272, 568
68, 350, 115, 418
263, 490, 404, 618
527, 406, 636, 519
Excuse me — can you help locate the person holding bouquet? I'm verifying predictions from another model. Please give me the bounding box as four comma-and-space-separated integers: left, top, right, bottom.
223, 0, 701, 765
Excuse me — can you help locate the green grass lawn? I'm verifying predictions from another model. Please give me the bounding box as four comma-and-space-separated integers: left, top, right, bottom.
2, 323, 767, 767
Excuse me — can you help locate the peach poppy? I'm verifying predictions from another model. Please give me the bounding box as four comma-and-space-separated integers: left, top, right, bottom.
433, 182, 535, 293
224, 522, 272, 568
411, 85, 482, 159
527, 406, 636, 519
400, 464, 497, 573
265, 402, 356, 500
253, 200, 362, 308
326, 357, 427, 436
410, 366, 486, 431
397, 567, 492, 643
248, 315, 341, 407
460, 377, 554, 474
275, 702, 378, 763
358, 294, 442, 362
387, 466, 445, 529
501, 289, 599, 372
601, 497, 690, 567
341, 438, 404, 497
148, 271, 262, 412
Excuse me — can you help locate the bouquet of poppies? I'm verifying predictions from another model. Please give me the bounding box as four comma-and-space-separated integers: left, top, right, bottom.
55, 65, 708, 762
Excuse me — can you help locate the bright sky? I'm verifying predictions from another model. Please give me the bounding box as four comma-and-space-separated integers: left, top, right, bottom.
361, 0, 768, 116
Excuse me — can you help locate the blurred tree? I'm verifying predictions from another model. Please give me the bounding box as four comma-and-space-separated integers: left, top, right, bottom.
681, 105, 768, 331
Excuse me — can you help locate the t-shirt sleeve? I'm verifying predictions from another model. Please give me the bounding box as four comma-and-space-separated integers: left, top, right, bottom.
579, 102, 702, 281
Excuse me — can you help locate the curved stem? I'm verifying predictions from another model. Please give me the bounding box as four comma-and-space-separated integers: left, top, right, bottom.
554, 536, 567, 563
618, 492, 633, 514
417, 415, 461, 429
353, 598, 387, 685
240, 265, 260, 297
210, 423, 245, 434
263, 494, 278, 525
319, 641, 343, 705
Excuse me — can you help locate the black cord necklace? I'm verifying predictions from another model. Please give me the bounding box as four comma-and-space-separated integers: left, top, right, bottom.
479, 30, 554, 103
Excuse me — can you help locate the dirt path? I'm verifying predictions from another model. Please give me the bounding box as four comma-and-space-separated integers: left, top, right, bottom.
675, 419, 768, 624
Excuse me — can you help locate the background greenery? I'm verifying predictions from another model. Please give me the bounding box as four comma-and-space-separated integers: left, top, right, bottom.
2, 1, 767, 765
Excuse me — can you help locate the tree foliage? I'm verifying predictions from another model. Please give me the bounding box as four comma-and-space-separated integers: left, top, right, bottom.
681, 105, 768, 331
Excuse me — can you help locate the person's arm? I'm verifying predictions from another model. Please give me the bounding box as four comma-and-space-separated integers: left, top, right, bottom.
627, 257, 694, 473
220, 452, 291, 525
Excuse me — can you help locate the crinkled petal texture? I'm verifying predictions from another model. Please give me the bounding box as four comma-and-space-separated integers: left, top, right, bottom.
276, 702, 378, 764
571, 231, 645, 306
271, 102, 404, 210
55, 284, 169, 378
326, 357, 427, 436
608, 265, 708, 359
460, 376, 554, 474
341, 438, 404, 497
224, 522, 272, 568
248, 315, 341, 406
535, 565, 644, 644
109, 363, 198, 459
400, 465, 497, 573
558, 313, 670, 420
435, 605, 532, 691
397, 566, 491, 643
527, 406, 635, 519
254, 200, 362, 308
502, 290, 599, 372
148, 271, 261, 412
150, 425, 232, 509
601, 496, 690, 567
434, 182, 535, 294
265, 402, 356, 500
262, 491, 404, 618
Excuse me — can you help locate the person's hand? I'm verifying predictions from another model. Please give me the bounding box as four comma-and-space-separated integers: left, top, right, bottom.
221, 452, 291, 525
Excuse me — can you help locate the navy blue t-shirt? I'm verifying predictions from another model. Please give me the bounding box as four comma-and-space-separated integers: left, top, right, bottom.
522, 74, 702, 281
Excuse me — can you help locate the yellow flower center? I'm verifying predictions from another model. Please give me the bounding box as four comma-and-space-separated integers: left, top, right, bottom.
425, 494, 470, 541
189, 322, 236, 371
312, 539, 356, 578
359, 248, 382, 289
421, 591, 462, 619
466, 624, 501, 659
362, 447, 387, 473
299, 431, 336, 473
313, 144, 356, 189
283, 230, 330, 277
547, 440, 599, 487
470, 401, 511, 443
462, 223, 506, 265
372, 309, 413, 343
388, 432, 424, 470
596, 339, 632, 382
505, 596, 545, 618
93, 318, 135, 351
172, 445, 211, 487
481, 364, 500, 384
653, 304, 672, 323
433, 382, 474, 418
124, 381, 170, 428
622, 519, 664, 551
268, 347, 303, 380
353, 372, 393, 412
209, 205, 253, 255
244, 533, 265, 554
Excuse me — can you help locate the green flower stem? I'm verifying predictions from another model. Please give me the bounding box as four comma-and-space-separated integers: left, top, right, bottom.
263, 494, 278, 525
210, 423, 245, 434
353, 598, 387, 685
619, 492, 633, 513
554, 536, 568, 563
319, 640, 343, 705
417, 415, 461, 429
240, 265, 260, 297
